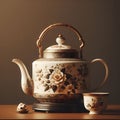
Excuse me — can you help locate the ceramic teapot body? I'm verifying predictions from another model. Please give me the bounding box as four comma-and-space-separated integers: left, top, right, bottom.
12, 23, 108, 103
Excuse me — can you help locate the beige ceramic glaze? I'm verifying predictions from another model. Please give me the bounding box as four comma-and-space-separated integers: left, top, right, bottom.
83, 92, 109, 114
12, 23, 109, 103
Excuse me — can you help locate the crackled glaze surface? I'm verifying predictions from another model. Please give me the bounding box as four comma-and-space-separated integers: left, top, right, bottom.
32, 60, 88, 97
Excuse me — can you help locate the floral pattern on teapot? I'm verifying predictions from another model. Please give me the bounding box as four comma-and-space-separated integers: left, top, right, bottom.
34, 63, 88, 94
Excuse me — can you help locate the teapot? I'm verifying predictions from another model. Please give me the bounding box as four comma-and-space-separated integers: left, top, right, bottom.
12, 23, 108, 112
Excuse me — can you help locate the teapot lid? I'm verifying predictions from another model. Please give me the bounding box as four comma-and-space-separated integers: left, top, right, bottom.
43, 34, 79, 58
36, 23, 85, 59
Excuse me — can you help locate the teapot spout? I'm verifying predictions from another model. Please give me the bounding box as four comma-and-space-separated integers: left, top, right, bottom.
12, 59, 33, 96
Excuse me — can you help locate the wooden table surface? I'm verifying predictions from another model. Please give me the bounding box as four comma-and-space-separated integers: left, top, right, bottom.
0, 105, 120, 119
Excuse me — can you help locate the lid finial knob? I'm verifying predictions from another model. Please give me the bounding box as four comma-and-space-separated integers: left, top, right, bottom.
56, 34, 65, 46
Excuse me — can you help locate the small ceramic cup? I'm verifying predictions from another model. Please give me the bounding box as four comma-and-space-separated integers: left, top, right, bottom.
83, 92, 109, 114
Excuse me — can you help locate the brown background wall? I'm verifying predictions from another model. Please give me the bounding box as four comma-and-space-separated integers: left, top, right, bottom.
0, 0, 120, 104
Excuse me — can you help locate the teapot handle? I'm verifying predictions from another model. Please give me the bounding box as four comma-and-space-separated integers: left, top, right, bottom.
36, 23, 85, 59
90, 58, 109, 91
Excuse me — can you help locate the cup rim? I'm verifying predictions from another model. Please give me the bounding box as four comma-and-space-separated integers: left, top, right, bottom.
83, 92, 109, 96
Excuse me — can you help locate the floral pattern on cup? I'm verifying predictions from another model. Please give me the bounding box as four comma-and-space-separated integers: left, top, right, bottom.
83, 93, 109, 114
34, 63, 88, 94
86, 97, 104, 109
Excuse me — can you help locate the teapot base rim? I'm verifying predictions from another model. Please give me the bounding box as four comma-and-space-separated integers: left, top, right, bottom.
32, 102, 88, 113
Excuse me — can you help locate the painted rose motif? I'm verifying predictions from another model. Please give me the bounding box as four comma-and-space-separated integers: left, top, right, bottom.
49, 69, 66, 85
34, 63, 88, 94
